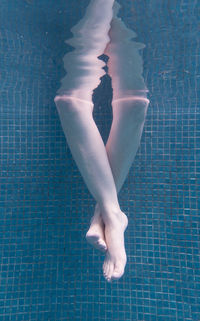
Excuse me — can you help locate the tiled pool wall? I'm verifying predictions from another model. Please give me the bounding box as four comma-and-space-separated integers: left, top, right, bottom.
0, 0, 199, 320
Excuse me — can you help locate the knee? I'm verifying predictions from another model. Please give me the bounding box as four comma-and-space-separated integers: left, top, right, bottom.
54, 95, 78, 115
54, 95, 92, 118
119, 97, 149, 124
132, 98, 149, 124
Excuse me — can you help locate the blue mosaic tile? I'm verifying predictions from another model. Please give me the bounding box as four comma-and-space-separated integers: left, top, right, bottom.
0, 0, 199, 320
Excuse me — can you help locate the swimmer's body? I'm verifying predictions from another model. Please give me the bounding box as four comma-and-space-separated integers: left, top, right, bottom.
54, 0, 149, 282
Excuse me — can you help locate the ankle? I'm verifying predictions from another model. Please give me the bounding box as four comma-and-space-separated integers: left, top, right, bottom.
98, 202, 121, 217
105, 212, 128, 231
100, 205, 128, 226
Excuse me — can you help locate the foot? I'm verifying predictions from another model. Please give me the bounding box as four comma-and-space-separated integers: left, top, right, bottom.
102, 209, 128, 282
86, 204, 107, 252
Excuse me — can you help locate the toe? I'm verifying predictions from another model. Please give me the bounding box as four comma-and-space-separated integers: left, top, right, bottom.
103, 261, 111, 281
107, 262, 114, 282
93, 240, 101, 251
98, 239, 107, 251
103, 260, 108, 276
104, 261, 109, 277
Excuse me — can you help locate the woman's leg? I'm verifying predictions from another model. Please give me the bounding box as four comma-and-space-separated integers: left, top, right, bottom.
87, 3, 149, 281
87, 96, 149, 277
86, 97, 149, 251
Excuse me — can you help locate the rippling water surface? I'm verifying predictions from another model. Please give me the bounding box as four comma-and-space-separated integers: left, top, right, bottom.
0, 0, 199, 320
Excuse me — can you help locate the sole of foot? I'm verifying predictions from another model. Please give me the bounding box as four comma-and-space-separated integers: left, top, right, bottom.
86, 219, 107, 253
86, 230, 107, 252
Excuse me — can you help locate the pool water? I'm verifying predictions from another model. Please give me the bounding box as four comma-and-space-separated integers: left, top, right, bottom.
0, 0, 199, 320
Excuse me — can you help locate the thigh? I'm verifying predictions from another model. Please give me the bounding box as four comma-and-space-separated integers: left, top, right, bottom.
56, 0, 114, 103
104, 3, 148, 101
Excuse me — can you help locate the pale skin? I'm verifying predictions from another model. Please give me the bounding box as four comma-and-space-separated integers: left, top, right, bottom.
54, 1, 149, 282
54, 94, 148, 283
86, 96, 149, 281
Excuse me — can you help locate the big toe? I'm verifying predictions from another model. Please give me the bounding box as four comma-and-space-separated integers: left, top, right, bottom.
98, 239, 107, 251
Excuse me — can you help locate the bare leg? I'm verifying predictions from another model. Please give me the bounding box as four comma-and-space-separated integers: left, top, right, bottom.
86, 96, 149, 279
87, 3, 150, 281
86, 98, 148, 246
